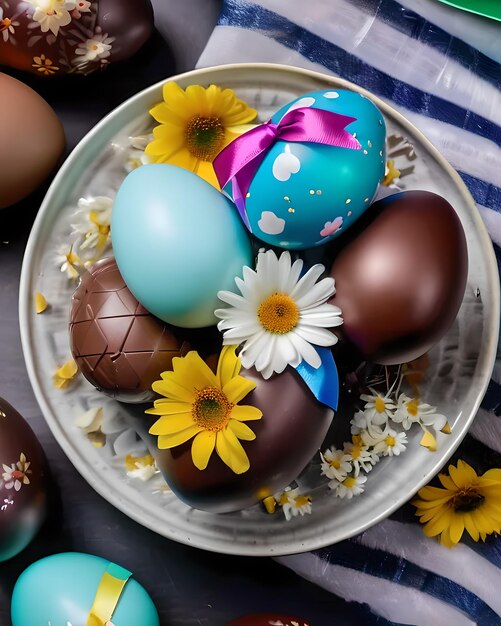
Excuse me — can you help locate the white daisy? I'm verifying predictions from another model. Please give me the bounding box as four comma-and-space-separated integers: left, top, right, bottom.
276, 487, 312, 521
360, 388, 396, 427
55, 243, 82, 280
332, 474, 367, 499
320, 447, 352, 482
74, 30, 114, 63
372, 429, 408, 457
343, 441, 378, 476
350, 409, 387, 440
358, 425, 388, 448
2, 453, 31, 491
27, 0, 76, 36
72, 196, 113, 251
392, 394, 447, 431
125, 454, 156, 482
215, 249, 343, 379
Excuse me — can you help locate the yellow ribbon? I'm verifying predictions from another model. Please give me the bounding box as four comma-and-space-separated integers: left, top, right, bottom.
86, 563, 132, 626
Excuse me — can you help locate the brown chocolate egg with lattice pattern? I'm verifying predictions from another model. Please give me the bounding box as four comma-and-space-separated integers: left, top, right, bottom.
69, 258, 189, 403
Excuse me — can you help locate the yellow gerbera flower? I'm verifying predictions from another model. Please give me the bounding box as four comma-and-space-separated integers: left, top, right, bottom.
146, 345, 262, 474
144, 82, 257, 188
412, 459, 501, 547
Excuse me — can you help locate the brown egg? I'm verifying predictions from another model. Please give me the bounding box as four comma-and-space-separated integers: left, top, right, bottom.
228, 615, 311, 626
326, 191, 468, 364
69, 258, 190, 403
0, 0, 153, 77
149, 366, 334, 514
0, 397, 49, 562
0, 73, 65, 209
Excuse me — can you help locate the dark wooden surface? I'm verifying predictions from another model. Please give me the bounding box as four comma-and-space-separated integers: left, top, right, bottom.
0, 3, 376, 624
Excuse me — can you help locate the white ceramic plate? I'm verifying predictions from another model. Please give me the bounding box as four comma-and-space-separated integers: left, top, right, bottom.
20, 63, 499, 556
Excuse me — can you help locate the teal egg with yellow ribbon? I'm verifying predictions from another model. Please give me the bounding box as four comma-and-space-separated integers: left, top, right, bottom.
112, 163, 253, 328
222, 89, 386, 250
11, 552, 159, 626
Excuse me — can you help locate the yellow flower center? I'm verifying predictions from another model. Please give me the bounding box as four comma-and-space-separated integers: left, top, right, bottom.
374, 397, 386, 413
330, 458, 341, 469
385, 435, 396, 447
350, 446, 361, 460
406, 400, 419, 416
343, 477, 357, 488
352, 434, 362, 445
2, 17, 12, 27
185, 116, 225, 161
294, 495, 311, 508
257, 292, 300, 334
452, 487, 485, 512
192, 387, 233, 432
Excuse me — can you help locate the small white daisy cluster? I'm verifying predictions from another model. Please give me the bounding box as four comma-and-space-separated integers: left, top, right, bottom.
272, 486, 313, 521
321, 386, 448, 499
55, 196, 114, 279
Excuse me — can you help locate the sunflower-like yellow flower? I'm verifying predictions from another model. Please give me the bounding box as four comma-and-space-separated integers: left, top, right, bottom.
146, 346, 262, 474
145, 82, 257, 188
412, 459, 501, 547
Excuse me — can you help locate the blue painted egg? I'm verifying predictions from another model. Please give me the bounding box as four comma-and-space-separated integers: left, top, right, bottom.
232, 89, 386, 249
112, 164, 253, 328
11, 552, 159, 626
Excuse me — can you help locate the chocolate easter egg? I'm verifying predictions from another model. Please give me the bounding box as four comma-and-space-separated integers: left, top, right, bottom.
0, 397, 48, 562
327, 191, 468, 364
11, 552, 159, 626
227, 89, 385, 249
0, 73, 64, 208
150, 366, 334, 513
69, 258, 190, 403
0, 0, 153, 76
112, 164, 254, 328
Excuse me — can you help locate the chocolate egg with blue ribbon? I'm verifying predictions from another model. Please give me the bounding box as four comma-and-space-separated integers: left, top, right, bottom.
219, 90, 386, 249
11, 552, 159, 626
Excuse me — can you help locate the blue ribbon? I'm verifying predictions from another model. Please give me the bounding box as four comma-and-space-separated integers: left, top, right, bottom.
295, 346, 339, 411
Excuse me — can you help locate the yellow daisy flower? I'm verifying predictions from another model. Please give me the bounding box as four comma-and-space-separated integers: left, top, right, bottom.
147, 345, 262, 474
412, 459, 501, 547
145, 82, 257, 188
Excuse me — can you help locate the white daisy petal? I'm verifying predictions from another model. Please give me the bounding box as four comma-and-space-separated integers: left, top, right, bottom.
295, 324, 337, 346
217, 290, 253, 310
295, 277, 335, 309
290, 264, 325, 300
283, 258, 304, 293
289, 332, 322, 368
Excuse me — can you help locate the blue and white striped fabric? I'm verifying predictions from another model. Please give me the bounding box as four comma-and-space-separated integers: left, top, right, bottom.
198, 2, 501, 624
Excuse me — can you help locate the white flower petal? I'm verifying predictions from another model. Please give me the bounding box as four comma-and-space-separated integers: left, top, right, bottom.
289, 332, 322, 368
295, 277, 335, 309
295, 324, 337, 347
217, 290, 253, 311
290, 264, 325, 300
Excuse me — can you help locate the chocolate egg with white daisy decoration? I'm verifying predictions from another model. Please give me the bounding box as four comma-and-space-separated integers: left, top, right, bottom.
0, 397, 49, 562
0, 0, 154, 77
224, 89, 386, 249
112, 164, 253, 328
145, 355, 334, 514
326, 191, 468, 364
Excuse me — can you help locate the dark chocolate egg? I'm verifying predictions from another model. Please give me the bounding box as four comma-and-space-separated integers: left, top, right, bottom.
228, 614, 311, 626
0, 397, 49, 562
69, 258, 189, 403
0, 0, 153, 76
0, 73, 65, 209
150, 367, 334, 513
326, 191, 468, 364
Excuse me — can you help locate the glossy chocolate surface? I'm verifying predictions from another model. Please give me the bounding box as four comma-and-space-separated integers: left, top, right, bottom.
149, 366, 334, 513
0, 397, 48, 562
69, 258, 189, 403
327, 191, 468, 364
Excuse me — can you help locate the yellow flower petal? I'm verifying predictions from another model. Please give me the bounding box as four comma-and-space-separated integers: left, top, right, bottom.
148, 413, 195, 435
191, 430, 216, 470
215, 428, 250, 474
230, 404, 263, 421
449, 459, 478, 489
223, 375, 257, 404
194, 158, 221, 188
216, 345, 241, 388
439, 529, 456, 548
125, 453, 155, 472
448, 512, 465, 544
146, 399, 192, 414
152, 376, 194, 403
227, 419, 256, 441
414, 485, 449, 501
463, 512, 480, 541
423, 509, 453, 537
157, 425, 202, 449
482, 468, 501, 483
438, 473, 457, 491
56, 359, 78, 379
420, 430, 437, 451
35, 291, 48, 313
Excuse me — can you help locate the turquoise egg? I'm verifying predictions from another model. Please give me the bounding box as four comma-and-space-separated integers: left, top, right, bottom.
112, 164, 253, 328
232, 89, 386, 249
11, 552, 159, 626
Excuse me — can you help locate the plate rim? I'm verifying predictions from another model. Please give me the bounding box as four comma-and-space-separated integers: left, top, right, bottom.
19, 62, 500, 556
